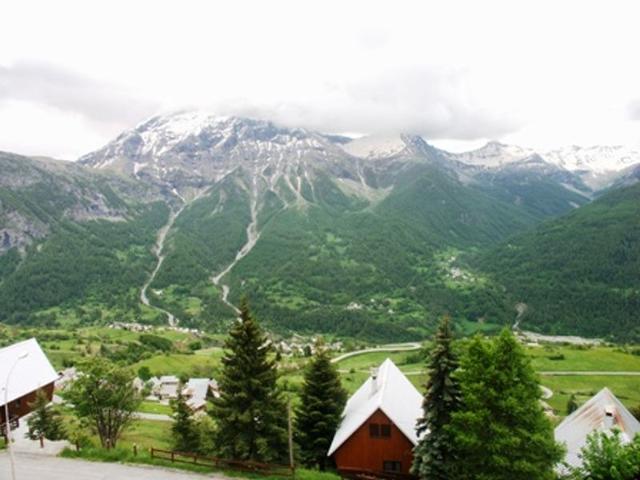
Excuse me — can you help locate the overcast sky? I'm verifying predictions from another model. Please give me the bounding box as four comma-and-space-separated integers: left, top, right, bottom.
1, 0, 640, 159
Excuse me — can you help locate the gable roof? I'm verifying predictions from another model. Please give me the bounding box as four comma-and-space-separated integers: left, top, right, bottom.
0, 338, 59, 405
555, 387, 640, 469
183, 378, 210, 401
327, 358, 423, 456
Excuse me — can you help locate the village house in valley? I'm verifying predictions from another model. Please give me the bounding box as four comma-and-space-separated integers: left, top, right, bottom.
554, 387, 640, 472
182, 378, 220, 412
328, 358, 422, 477
0, 338, 59, 436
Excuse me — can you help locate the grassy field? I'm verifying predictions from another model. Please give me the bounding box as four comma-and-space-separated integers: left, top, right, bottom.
133, 350, 223, 377
329, 344, 640, 417
541, 374, 640, 414
528, 345, 640, 371
61, 418, 339, 480
138, 400, 173, 415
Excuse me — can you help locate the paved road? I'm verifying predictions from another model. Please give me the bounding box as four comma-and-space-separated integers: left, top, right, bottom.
384, 370, 640, 377
0, 452, 230, 480
538, 371, 640, 376
331, 342, 421, 364
134, 412, 172, 422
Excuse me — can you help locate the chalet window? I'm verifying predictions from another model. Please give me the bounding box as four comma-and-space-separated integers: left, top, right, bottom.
383, 461, 402, 473
369, 423, 391, 438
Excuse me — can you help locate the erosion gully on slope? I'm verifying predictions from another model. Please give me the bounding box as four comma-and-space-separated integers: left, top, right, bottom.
211, 175, 261, 315
140, 189, 206, 326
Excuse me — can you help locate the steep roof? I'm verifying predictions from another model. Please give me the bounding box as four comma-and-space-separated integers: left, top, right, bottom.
327, 358, 423, 456
555, 387, 640, 469
0, 338, 59, 405
184, 378, 210, 401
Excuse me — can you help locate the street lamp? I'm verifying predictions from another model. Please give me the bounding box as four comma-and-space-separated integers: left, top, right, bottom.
3, 351, 29, 480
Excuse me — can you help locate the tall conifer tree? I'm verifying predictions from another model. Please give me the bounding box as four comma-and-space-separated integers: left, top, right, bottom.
210, 299, 288, 462
450, 329, 564, 480
295, 342, 347, 470
411, 316, 463, 480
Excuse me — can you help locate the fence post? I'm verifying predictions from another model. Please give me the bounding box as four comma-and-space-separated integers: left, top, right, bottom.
288, 399, 294, 472
171, 451, 175, 462
133, 443, 138, 456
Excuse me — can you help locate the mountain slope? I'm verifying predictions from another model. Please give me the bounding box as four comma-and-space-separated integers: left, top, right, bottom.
3, 112, 637, 340
0, 151, 170, 326
475, 183, 640, 342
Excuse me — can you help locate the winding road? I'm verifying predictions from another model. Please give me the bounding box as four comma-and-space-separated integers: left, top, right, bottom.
331, 342, 422, 364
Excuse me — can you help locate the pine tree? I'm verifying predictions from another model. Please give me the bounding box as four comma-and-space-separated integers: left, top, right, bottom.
26, 389, 65, 444
295, 341, 347, 470
209, 299, 288, 462
411, 316, 463, 480
171, 389, 199, 452
450, 329, 564, 480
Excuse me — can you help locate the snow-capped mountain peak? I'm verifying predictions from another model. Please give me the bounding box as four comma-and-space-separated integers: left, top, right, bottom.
453, 141, 536, 168
542, 145, 640, 174
340, 133, 435, 160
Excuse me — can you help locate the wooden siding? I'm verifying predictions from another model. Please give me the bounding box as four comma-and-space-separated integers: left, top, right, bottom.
0, 382, 54, 424
333, 408, 415, 475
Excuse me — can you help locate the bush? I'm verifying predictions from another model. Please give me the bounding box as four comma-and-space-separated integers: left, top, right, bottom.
547, 353, 566, 361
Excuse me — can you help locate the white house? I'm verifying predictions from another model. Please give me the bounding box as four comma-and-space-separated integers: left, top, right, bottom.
182, 378, 219, 412
555, 387, 640, 471
158, 375, 180, 400
0, 338, 59, 429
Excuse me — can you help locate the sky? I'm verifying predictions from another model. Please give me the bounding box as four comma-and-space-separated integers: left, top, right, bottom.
1, 0, 640, 159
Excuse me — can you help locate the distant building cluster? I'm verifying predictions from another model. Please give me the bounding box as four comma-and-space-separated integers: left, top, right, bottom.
275, 334, 343, 356
108, 322, 202, 336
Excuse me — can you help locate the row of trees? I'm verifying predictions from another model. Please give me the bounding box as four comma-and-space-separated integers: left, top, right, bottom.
171, 299, 347, 467
25, 300, 639, 479
411, 317, 640, 480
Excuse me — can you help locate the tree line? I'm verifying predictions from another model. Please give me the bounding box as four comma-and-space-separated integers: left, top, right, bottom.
28, 302, 640, 479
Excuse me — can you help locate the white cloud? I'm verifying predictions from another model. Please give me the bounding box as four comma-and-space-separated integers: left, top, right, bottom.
1, 0, 640, 158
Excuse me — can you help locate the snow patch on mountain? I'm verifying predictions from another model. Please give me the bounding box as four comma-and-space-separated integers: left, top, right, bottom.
454, 141, 536, 168
542, 145, 640, 174
341, 135, 408, 159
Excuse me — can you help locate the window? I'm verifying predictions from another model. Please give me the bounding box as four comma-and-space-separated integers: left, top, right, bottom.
369, 423, 391, 438
383, 461, 402, 473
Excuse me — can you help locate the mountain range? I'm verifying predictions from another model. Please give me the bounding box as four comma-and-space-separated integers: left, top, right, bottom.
1, 111, 638, 341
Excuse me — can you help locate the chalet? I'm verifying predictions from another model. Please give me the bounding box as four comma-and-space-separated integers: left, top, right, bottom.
328, 358, 423, 477
555, 387, 640, 472
0, 338, 59, 435
182, 378, 220, 412
157, 375, 180, 400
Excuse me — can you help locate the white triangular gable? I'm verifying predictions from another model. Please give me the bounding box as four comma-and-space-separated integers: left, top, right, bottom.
328, 358, 423, 456
555, 387, 640, 470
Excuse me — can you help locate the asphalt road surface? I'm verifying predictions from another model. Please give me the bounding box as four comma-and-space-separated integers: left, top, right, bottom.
0, 452, 231, 480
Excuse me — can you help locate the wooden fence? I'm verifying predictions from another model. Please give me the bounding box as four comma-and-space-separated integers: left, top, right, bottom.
150, 448, 295, 476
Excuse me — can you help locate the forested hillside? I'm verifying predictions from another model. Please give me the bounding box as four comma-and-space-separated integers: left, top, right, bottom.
476, 183, 640, 342
1, 112, 639, 342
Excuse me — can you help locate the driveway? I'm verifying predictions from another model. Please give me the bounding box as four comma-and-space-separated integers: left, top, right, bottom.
0, 452, 231, 480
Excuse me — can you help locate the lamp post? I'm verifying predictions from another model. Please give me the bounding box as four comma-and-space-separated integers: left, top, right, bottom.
3, 351, 29, 480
